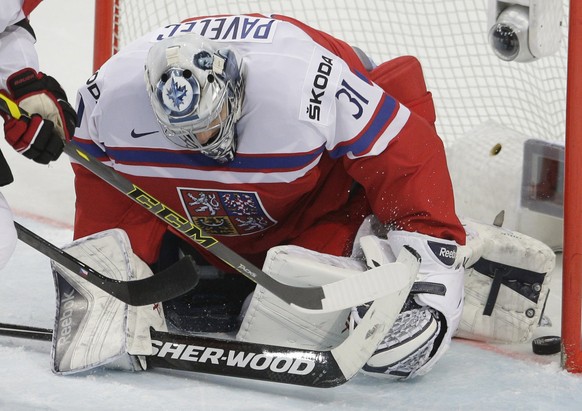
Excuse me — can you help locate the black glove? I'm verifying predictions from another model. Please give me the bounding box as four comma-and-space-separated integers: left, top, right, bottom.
1, 68, 76, 164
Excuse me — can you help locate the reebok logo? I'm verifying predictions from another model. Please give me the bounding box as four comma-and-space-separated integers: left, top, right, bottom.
439, 247, 456, 259
57, 289, 76, 346
131, 129, 159, 138
428, 241, 457, 266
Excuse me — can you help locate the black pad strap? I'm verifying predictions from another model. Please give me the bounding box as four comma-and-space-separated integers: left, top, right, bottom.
410, 281, 446, 296
14, 18, 36, 40
483, 267, 505, 316
473, 257, 547, 316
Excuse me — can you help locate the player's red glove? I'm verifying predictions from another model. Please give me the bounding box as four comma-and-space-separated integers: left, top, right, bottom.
1, 68, 76, 164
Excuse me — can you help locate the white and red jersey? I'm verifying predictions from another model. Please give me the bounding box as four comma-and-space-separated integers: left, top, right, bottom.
1, 0, 40, 269
72, 14, 465, 267
0, 0, 39, 90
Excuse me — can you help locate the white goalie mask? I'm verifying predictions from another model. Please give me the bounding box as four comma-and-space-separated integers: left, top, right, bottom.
144, 34, 245, 163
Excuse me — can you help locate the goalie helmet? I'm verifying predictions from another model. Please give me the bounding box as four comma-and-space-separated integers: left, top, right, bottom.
144, 34, 245, 163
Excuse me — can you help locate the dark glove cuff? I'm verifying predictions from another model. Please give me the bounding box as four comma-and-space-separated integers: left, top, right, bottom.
6, 68, 69, 103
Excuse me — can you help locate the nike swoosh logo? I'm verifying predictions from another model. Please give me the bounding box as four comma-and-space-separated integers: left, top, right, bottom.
131, 129, 159, 138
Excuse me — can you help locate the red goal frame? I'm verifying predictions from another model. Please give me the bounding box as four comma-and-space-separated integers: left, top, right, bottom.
561, 0, 582, 373
93, 0, 118, 72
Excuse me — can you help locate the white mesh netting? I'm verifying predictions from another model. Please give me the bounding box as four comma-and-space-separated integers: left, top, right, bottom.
110, 0, 569, 147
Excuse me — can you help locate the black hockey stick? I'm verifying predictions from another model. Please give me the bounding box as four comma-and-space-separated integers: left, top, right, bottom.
147, 247, 419, 387
14, 221, 199, 306
0, 322, 52, 341
0, 245, 419, 388
64, 142, 397, 313
0, 92, 419, 313
0, 321, 352, 386
64, 143, 428, 313
0, 92, 21, 119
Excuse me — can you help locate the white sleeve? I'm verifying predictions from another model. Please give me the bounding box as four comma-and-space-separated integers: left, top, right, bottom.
73, 69, 108, 159
0, 1, 39, 89
0, 0, 25, 32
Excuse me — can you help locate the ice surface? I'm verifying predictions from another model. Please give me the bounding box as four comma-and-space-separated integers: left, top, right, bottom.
0, 227, 577, 410
0, 2, 581, 410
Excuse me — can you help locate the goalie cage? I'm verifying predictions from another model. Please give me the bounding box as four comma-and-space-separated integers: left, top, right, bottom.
93, 0, 582, 372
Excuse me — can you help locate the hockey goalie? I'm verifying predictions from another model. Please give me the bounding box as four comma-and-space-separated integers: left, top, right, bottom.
48, 13, 555, 382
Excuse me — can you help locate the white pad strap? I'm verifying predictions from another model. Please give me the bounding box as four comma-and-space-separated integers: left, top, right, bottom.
51, 229, 167, 374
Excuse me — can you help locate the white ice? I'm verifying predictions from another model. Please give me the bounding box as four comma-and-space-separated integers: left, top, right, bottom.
0, 2, 581, 410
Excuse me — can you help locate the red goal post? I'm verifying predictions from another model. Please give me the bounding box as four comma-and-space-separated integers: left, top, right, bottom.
93, 0, 582, 371
562, 0, 582, 373
93, 0, 117, 72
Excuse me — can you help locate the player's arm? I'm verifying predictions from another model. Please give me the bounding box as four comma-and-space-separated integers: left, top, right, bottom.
324, 55, 466, 378
346, 116, 464, 242
325, 54, 463, 242
0, 6, 76, 164
355, 117, 465, 379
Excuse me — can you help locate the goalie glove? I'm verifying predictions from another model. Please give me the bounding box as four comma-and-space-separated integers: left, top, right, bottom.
349, 230, 464, 380
1, 68, 76, 164
348, 297, 442, 379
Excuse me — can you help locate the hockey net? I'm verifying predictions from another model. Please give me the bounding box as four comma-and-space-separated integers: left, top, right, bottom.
94, 0, 581, 372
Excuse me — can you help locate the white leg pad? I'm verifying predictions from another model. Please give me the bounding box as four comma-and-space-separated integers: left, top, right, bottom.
237, 245, 367, 350
456, 218, 556, 343
51, 229, 167, 374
